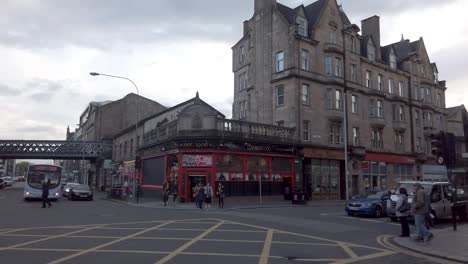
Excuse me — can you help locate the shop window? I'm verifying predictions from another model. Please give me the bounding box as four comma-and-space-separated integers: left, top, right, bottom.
272, 158, 291, 172
246, 173, 257, 181
363, 161, 387, 191
216, 172, 229, 181
247, 156, 268, 172
272, 174, 282, 181
231, 173, 243, 181
310, 159, 340, 193
216, 154, 242, 171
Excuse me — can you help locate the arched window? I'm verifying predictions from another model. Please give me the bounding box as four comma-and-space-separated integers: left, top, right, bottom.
367, 40, 375, 61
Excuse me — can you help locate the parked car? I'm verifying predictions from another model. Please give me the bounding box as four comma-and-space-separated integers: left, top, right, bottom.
63, 183, 80, 197
68, 184, 93, 201
345, 190, 390, 218
1, 177, 13, 187
387, 181, 468, 222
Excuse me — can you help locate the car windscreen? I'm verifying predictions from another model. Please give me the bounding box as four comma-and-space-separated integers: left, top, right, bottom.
395, 183, 431, 195
73, 185, 90, 191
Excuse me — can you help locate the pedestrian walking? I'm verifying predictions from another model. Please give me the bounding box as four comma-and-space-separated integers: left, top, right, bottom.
204, 182, 213, 208
41, 179, 52, 208
217, 182, 225, 208
172, 182, 178, 203
196, 183, 205, 209
395, 187, 410, 237
162, 181, 169, 206
412, 183, 434, 242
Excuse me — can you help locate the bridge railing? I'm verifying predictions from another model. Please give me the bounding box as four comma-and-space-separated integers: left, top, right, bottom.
0, 140, 112, 159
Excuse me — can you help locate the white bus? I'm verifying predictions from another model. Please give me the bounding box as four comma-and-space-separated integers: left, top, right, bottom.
24, 164, 62, 201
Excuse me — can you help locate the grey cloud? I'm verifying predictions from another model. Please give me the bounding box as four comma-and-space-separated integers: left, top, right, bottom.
339, 0, 457, 19
0, 0, 253, 50
431, 40, 468, 82
0, 83, 21, 96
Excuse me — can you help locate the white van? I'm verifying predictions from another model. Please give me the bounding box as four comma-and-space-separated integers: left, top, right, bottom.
387, 181, 467, 222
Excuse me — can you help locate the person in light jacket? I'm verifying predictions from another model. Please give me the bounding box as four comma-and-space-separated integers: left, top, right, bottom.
395, 187, 410, 237
412, 183, 434, 242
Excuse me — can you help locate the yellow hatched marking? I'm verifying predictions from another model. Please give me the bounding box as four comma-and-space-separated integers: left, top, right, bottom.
338, 242, 358, 258
47, 221, 174, 264
0, 225, 105, 250
259, 229, 274, 264
154, 221, 224, 264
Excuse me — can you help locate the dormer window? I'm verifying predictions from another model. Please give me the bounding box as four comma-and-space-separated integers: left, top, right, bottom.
329, 30, 337, 44
389, 49, 396, 69
367, 40, 375, 61
296, 17, 308, 37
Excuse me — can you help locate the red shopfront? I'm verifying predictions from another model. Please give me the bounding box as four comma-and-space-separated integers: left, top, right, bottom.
141, 150, 295, 202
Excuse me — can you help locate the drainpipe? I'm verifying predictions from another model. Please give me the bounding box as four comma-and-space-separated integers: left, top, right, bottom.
342, 27, 350, 201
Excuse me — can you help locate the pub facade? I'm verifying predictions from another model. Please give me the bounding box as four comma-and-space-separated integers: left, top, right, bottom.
138, 94, 298, 202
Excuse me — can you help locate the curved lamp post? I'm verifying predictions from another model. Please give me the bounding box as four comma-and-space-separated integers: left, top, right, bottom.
90, 72, 140, 203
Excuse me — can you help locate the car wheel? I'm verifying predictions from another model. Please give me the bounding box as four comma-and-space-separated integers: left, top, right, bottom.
88, 196, 93, 201
374, 206, 383, 218
347, 212, 353, 216
390, 217, 398, 222
71, 195, 75, 201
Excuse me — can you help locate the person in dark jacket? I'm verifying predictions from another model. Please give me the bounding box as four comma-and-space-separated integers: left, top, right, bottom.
42, 179, 52, 208
196, 184, 205, 209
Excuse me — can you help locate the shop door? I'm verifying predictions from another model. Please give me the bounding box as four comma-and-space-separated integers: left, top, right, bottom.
282, 176, 292, 200
189, 175, 207, 202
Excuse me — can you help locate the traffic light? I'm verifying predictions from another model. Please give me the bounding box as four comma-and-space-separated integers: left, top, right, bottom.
135, 155, 141, 169
430, 132, 445, 165
444, 132, 456, 168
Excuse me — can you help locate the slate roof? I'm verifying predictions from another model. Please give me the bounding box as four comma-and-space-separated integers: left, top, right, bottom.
382, 38, 420, 63
276, 0, 349, 30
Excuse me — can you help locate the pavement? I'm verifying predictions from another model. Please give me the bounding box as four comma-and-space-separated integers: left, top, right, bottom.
393, 225, 468, 263
104, 194, 346, 211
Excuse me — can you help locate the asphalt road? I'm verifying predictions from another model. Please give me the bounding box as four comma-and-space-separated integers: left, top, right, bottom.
0, 183, 464, 264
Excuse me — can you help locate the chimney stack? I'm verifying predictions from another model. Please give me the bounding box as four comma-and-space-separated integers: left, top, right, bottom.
254, 0, 276, 14
361, 15, 381, 59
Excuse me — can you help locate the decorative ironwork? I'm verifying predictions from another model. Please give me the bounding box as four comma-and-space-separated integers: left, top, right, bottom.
0, 140, 112, 160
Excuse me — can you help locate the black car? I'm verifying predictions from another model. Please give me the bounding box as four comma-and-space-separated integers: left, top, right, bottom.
68, 184, 93, 201
345, 190, 390, 218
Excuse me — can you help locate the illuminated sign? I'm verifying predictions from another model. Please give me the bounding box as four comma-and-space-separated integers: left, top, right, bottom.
30, 165, 60, 172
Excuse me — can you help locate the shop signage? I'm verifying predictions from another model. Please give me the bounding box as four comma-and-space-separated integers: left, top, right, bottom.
182, 154, 213, 167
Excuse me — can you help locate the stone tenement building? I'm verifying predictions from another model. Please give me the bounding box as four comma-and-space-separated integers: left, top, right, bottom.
232, 0, 447, 199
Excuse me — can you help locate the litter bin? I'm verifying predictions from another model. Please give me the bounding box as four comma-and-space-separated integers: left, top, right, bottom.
292, 191, 307, 205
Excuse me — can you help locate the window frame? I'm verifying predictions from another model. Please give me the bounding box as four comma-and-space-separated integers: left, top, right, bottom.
389, 49, 396, 69
398, 81, 404, 97
367, 40, 376, 61
366, 71, 372, 88
328, 122, 342, 145
329, 30, 337, 44
297, 17, 308, 37
377, 74, 383, 91
377, 100, 384, 118
301, 84, 310, 105
239, 100, 247, 120
351, 95, 358, 114
276, 85, 285, 107
334, 57, 342, 77
276, 51, 284, 72
352, 127, 359, 146
303, 120, 310, 141
325, 56, 332, 76
350, 64, 356, 82
301, 49, 309, 71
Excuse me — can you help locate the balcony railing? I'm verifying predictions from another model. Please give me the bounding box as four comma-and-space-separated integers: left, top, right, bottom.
143, 118, 296, 147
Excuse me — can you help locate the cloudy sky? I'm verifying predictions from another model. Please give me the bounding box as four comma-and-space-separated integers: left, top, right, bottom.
1, 0, 467, 141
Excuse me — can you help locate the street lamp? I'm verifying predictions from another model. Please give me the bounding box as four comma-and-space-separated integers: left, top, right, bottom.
89, 72, 140, 203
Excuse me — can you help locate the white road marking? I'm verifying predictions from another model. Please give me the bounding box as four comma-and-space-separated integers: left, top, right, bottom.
339, 216, 400, 226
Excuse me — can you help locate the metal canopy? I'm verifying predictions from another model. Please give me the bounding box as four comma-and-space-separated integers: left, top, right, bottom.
0, 140, 112, 160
